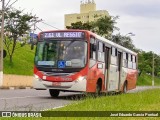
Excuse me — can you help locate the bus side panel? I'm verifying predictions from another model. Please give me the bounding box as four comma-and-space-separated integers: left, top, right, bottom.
86, 63, 105, 93
126, 69, 138, 90
120, 68, 137, 91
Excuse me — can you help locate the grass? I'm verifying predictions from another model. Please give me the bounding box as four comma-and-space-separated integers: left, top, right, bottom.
45, 89, 160, 120
54, 89, 160, 111
3, 44, 35, 76
137, 73, 160, 86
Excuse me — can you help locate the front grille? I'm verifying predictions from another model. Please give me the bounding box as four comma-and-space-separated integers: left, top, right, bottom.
41, 72, 76, 76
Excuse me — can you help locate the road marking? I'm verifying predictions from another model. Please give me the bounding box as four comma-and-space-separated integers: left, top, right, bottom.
42, 105, 67, 111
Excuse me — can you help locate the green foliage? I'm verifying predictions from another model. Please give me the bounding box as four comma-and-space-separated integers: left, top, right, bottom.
66, 21, 92, 30
110, 33, 135, 51
4, 44, 35, 75
138, 51, 160, 76
66, 16, 119, 38
92, 16, 119, 37
158, 72, 160, 77
3, 8, 38, 63
4, 10, 34, 36
137, 72, 160, 86
52, 89, 160, 112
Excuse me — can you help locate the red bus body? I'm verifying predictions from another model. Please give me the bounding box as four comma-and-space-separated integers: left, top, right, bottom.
33, 30, 138, 95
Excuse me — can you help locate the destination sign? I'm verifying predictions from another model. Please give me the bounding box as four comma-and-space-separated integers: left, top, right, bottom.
43, 32, 85, 39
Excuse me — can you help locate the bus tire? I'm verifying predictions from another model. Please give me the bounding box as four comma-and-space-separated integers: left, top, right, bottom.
49, 89, 60, 98
123, 82, 127, 93
95, 83, 101, 97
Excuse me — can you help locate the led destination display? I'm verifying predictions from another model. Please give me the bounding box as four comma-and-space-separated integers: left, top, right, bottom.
43, 32, 85, 39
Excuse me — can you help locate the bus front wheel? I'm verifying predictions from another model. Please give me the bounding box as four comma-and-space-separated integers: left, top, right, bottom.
49, 89, 60, 98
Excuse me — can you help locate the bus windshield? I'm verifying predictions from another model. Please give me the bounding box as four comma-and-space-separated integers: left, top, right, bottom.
35, 40, 87, 68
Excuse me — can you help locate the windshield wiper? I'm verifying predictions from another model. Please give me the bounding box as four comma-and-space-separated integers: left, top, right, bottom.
66, 40, 76, 47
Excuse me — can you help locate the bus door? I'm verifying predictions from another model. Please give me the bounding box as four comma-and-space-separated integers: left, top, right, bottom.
117, 51, 122, 90
108, 47, 120, 91
104, 47, 110, 90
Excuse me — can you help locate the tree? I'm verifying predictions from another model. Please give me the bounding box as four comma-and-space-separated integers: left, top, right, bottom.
138, 51, 160, 76
3, 9, 37, 63
110, 33, 135, 51
153, 54, 160, 76
157, 72, 160, 77
92, 16, 119, 38
66, 21, 92, 30
66, 15, 119, 38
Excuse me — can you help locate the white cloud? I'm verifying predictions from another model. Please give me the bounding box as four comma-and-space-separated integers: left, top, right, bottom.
114, 14, 160, 53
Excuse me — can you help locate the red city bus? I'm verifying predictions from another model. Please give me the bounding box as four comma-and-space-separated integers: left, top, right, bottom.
33, 30, 138, 97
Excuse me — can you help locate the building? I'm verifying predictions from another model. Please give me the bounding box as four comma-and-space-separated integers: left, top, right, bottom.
65, 0, 109, 28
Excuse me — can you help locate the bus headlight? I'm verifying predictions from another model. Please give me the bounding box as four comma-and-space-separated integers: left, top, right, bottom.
76, 76, 86, 82
34, 74, 40, 81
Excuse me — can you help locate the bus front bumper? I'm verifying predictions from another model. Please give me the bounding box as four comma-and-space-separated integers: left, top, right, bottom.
33, 75, 87, 92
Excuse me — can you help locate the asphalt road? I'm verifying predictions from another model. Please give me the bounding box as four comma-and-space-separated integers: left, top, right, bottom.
0, 89, 83, 111
0, 86, 159, 111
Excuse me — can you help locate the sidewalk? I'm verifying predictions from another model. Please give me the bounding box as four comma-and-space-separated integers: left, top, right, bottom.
1, 74, 33, 89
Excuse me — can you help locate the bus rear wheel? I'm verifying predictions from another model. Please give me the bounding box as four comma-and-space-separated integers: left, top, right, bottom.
95, 83, 101, 97
123, 82, 127, 93
49, 89, 60, 98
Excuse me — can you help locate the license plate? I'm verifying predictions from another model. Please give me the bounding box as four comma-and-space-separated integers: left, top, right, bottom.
52, 82, 61, 86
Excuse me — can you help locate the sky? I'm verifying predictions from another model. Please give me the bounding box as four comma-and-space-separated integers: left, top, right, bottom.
6, 0, 160, 54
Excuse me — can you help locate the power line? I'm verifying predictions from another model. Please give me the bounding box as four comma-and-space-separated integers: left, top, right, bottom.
41, 21, 60, 30
35, 25, 43, 32
5, 0, 11, 8
4, 0, 18, 10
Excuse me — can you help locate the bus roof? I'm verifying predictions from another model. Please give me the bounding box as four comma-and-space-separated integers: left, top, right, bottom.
96, 34, 137, 55
88, 31, 137, 56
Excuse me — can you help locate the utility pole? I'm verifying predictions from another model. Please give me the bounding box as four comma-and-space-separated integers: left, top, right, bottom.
152, 53, 154, 86
0, 0, 5, 85
30, 19, 42, 42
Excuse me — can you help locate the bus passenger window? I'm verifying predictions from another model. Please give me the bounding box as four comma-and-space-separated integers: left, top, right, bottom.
128, 54, 133, 69
111, 47, 117, 65
90, 38, 96, 60
133, 55, 137, 69
123, 52, 128, 68
98, 42, 105, 62
111, 47, 117, 56
98, 42, 103, 52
